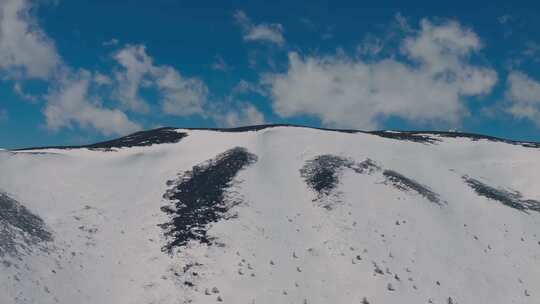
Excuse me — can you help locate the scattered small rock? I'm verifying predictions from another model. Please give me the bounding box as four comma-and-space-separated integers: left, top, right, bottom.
372, 262, 384, 275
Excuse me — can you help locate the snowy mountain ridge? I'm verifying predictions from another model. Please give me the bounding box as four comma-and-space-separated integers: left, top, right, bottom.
1, 125, 539, 304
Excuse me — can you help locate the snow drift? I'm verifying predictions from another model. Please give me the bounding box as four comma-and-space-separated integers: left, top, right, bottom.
0, 125, 539, 304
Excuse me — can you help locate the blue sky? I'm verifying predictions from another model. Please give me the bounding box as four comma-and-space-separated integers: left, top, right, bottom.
1, 0, 540, 149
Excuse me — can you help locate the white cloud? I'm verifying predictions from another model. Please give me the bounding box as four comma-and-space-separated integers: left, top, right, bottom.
112, 45, 154, 112
1, 1, 217, 136
263, 19, 497, 129
44, 69, 140, 136
0, 0, 60, 79
506, 71, 540, 104
214, 103, 265, 127
13, 82, 38, 102
0, 0, 141, 136
93, 72, 112, 86
234, 10, 285, 46
112, 44, 207, 116
232, 79, 266, 96
505, 71, 540, 127
154, 66, 207, 116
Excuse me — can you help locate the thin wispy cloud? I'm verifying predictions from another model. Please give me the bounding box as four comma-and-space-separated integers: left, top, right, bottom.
497, 14, 512, 24
234, 10, 285, 46
211, 55, 230, 71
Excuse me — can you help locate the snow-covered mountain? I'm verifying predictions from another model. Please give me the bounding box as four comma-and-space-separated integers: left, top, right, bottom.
1, 125, 539, 304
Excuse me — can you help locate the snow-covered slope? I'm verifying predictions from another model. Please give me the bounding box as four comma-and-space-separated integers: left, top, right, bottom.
1, 125, 539, 304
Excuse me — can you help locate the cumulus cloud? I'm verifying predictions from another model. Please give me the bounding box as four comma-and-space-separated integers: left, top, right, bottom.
0, 0, 218, 136
505, 71, 540, 127
263, 19, 497, 129
213, 103, 265, 127
506, 71, 540, 104
44, 69, 141, 136
112, 44, 207, 116
0, 0, 60, 79
234, 10, 285, 46
0, 0, 141, 136
154, 66, 208, 116
112, 45, 154, 112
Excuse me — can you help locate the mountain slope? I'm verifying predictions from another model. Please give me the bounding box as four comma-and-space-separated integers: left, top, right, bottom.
1, 125, 539, 304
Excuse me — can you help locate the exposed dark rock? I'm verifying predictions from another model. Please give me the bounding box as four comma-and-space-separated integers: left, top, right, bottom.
368, 130, 540, 149
300, 155, 380, 199
383, 170, 445, 206
463, 176, 540, 213
160, 147, 257, 252
427, 131, 540, 149
368, 131, 440, 144
0, 192, 52, 257
85, 128, 187, 149
18, 127, 188, 151
186, 124, 359, 134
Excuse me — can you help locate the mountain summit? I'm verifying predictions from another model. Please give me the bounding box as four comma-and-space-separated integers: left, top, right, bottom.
1, 125, 539, 304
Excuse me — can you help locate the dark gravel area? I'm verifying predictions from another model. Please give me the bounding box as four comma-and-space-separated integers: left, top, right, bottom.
0, 192, 52, 257
368, 131, 440, 144
17, 127, 188, 151
383, 170, 445, 206
463, 176, 540, 213
160, 147, 257, 253
300, 155, 380, 199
